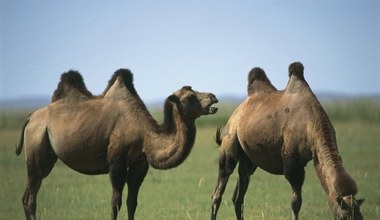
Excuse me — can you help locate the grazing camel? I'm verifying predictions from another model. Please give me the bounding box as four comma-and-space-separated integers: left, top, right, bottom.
211, 63, 364, 220
16, 70, 218, 220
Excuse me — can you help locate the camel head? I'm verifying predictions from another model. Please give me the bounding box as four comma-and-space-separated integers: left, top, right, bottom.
169, 86, 218, 119
334, 195, 364, 220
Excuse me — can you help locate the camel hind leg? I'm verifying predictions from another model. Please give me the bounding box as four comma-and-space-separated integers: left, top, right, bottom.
22, 171, 45, 220
232, 150, 257, 220
22, 133, 57, 220
126, 157, 149, 220
211, 152, 237, 220
211, 136, 240, 220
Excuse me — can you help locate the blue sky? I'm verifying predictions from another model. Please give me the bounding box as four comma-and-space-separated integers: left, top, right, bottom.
1, 1, 379, 103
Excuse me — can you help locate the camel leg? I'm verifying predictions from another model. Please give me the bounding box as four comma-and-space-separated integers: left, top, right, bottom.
22, 156, 57, 219
125, 159, 149, 220
22, 134, 57, 220
109, 155, 127, 220
232, 152, 257, 220
283, 157, 305, 220
22, 174, 42, 220
211, 150, 238, 220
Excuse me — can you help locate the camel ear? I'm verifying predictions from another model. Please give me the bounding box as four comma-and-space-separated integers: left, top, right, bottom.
168, 95, 179, 103
357, 198, 365, 206
336, 196, 349, 209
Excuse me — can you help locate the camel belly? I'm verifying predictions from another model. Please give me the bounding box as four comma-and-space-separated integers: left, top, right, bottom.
242, 144, 284, 175
48, 128, 110, 175
57, 146, 109, 175
237, 110, 285, 174
239, 130, 284, 174
47, 102, 119, 174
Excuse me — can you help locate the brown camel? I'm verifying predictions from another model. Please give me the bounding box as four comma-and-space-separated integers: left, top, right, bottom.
211, 63, 364, 220
15, 69, 135, 219
16, 70, 218, 220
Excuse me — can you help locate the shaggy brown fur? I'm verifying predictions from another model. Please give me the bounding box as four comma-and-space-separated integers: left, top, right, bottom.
16, 71, 218, 220
211, 62, 364, 220
102, 68, 137, 96
51, 70, 93, 102
247, 67, 276, 95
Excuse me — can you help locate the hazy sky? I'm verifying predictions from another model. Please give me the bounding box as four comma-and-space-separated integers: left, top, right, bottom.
1, 1, 379, 103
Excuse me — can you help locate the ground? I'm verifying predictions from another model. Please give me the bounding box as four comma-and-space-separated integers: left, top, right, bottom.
1, 100, 379, 219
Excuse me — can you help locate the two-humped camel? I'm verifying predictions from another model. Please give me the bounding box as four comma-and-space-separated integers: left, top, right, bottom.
16, 69, 218, 220
211, 62, 364, 220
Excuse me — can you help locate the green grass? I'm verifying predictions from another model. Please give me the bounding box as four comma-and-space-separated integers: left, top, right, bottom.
1, 99, 379, 219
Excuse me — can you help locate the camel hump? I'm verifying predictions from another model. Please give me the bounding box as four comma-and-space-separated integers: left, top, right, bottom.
51, 70, 93, 102
103, 68, 138, 96
285, 61, 312, 93
288, 62, 305, 79
247, 67, 277, 95
248, 67, 267, 83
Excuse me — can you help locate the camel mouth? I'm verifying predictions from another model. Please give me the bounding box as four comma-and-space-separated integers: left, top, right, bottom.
206, 99, 219, 114
208, 105, 218, 114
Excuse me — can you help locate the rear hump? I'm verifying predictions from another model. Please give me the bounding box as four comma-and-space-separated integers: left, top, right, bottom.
247, 67, 277, 95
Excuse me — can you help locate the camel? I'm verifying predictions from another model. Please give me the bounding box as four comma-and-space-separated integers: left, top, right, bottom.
16, 70, 218, 220
15, 69, 135, 219
211, 62, 364, 220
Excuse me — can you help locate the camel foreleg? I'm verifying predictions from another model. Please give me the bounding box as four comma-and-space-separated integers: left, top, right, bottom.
284, 157, 305, 220
109, 154, 127, 220
126, 158, 149, 220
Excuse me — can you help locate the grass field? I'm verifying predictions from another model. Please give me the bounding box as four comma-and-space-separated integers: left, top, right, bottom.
1, 99, 379, 219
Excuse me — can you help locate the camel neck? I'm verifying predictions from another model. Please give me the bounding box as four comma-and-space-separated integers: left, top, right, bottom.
313, 117, 358, 207
144, 99, 197, 170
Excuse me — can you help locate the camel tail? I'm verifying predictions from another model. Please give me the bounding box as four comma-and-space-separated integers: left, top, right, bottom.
15, 117, 30, 155
214, 126, 222, 146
